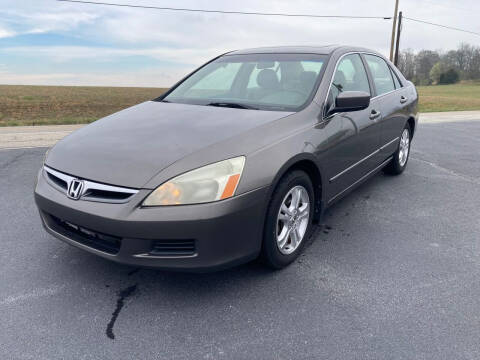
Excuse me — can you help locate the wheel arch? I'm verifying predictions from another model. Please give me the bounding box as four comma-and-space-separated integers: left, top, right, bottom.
407, 116, 416, 137
266, 154, 325, 223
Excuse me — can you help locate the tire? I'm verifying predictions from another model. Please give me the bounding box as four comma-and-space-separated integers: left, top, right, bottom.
383, 123, 411, 175
261, 170, 315, 269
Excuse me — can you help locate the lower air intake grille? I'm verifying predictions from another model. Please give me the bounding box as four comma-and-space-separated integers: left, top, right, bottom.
46, 213, 121, 255
150, 240, 196, 256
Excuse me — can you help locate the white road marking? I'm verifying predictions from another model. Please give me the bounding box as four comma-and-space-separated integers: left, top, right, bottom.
0, 284, 65, 306
410, 156, 480, 185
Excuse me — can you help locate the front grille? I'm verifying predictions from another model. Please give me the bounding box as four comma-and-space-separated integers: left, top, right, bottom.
43, 166, 138, 204
46, 171, 68, 191
46, 213, 121, 255
150, 240, 196, 256
82, 188, 134, 202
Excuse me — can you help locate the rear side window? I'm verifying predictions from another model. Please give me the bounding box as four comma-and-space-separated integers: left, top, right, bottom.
390, 68, 402, 89
326, 54, 370, 113
364, 55, 395, 96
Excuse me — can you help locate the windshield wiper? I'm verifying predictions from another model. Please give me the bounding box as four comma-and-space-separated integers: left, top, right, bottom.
206, 102, 258, 110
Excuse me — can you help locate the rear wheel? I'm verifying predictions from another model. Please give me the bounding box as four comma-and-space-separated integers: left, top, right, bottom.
262, 170, 314, 269
383, 123, 411, 175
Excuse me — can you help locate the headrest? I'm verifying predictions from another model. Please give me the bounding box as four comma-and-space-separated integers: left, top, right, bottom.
333, 70, 346, 85
257, 69, 280, 90
300, 71, 317, 86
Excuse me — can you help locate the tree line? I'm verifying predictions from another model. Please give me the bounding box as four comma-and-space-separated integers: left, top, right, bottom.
397, 43, 480, 85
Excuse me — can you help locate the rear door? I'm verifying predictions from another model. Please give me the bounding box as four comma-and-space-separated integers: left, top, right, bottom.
363, 54, 409, 157
321, 53, 383, 201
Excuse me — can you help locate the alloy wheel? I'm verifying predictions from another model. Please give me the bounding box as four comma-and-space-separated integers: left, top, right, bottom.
276, 185, 310, 255
399, 128, 410, 167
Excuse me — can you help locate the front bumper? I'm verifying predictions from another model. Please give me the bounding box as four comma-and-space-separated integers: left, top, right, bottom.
34, 168, 269, 272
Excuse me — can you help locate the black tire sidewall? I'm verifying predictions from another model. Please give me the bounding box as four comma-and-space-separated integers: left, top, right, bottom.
262, 170, 315, 269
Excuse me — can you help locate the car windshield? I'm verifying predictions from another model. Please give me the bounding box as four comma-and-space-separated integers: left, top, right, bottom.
161, 53, 327, 111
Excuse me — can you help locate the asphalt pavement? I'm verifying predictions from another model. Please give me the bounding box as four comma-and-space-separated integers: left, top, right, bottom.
1, 114, 480, 359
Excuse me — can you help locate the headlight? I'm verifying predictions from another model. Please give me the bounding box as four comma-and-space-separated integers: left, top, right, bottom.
142, 156, 245, 206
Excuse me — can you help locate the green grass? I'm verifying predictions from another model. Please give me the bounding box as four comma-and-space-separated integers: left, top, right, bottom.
417, 82, 480, 112
0, 85, 167, 127
1, 82, 479, 126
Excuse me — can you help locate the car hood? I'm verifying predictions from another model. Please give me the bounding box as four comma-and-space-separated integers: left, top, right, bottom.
46, 101, 291, 188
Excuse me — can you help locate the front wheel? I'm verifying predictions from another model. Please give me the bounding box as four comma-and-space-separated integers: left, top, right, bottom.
383, 124, 411, 175
261, 170, 314, 269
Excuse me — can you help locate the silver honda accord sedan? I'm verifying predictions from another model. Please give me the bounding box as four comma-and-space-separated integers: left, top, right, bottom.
35, 45, 418, 271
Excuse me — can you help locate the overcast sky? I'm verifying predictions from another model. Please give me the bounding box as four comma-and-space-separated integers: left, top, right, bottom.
0, 0, 479, 87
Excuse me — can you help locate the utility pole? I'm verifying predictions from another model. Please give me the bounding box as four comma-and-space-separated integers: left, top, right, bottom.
389, 0, 400, 61
394, 11, 403, 66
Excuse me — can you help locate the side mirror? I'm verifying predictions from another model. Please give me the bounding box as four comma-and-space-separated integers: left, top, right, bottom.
328, 91, 370, 116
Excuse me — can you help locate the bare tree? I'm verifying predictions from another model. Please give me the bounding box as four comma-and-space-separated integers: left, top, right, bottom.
443, 50, 459, 70
397, 49, 415, 80
397, 43, 480, 85
414, 50, 440, 85
455, 43, 470, 75
465, 45, 480, 80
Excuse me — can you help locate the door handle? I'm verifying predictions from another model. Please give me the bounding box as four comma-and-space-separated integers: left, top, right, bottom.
369, 109, 381, 120
400, 96, 408, 104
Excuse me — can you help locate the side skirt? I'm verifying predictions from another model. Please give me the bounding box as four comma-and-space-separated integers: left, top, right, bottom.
327, 156, 393, 205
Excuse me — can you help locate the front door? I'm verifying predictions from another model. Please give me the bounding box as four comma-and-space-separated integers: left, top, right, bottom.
319, 53, 383, 202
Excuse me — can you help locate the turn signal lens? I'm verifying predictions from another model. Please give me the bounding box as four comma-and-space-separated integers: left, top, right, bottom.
142, 156, 245, 206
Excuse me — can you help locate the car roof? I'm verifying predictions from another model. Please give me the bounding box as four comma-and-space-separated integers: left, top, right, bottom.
226, 45, 380, 57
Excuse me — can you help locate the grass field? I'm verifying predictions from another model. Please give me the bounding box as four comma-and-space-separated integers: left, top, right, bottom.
1, 83, 479, 126
416, 82, 480, 112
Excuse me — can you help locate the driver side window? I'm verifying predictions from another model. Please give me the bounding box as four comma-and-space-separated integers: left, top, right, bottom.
326, 54, 371, 114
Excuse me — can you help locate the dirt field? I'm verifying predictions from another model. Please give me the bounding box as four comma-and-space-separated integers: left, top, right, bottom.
0, 85, 166, 126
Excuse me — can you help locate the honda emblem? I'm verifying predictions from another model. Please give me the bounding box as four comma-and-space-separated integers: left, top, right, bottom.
67, 179, 84, 200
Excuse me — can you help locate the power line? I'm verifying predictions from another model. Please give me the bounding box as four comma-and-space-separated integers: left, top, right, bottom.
404, 16, 480, 37
56, 0, 392, 20
55, 0, 480, 38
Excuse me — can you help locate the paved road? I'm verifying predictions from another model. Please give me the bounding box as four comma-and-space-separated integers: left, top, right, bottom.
1, 116, 480, 359
0, 124, 83, 150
